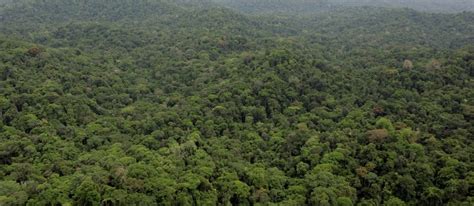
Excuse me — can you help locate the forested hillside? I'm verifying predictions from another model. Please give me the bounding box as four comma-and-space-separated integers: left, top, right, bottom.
0, 0, 473, 205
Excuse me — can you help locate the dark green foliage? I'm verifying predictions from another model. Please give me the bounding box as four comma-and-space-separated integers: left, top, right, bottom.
0, 0, 473, 205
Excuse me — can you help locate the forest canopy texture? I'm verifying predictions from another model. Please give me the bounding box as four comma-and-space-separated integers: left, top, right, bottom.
0, 0, 473, 205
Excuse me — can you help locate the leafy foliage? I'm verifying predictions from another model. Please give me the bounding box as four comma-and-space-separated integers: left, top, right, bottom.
0, 0, 473, 205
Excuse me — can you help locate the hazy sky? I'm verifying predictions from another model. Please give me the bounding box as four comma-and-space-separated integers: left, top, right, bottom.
212, 0, 474, 12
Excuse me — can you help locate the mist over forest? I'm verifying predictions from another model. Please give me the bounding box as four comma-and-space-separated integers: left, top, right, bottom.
209, 0, 474, 13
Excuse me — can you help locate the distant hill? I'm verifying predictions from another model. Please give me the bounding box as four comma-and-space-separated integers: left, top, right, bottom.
211, 0, 474, 13
331, 0, 474, 13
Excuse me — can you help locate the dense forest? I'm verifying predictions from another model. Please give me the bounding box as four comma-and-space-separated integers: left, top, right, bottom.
0, 0, 473, 205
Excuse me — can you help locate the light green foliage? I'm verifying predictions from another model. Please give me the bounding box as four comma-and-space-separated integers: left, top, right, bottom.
375, 117, 395, 132
74, 177, 101, 206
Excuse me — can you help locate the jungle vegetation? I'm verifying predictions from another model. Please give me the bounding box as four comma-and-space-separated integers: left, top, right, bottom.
0, 0, 473, 205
